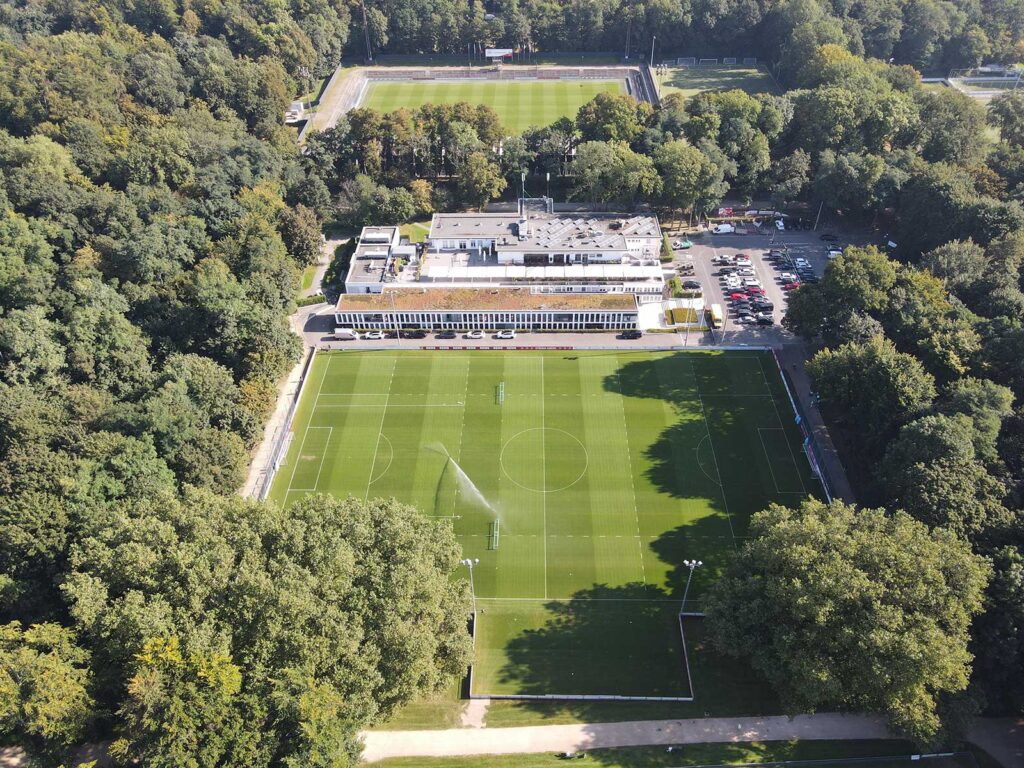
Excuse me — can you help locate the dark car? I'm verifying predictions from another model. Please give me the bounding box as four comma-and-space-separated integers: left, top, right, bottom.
719, 267, 737, 275
756, 316, 776, 326
619, 330, 643, 340
682, 280, 701, 290
752, 302, 775, 312
403, 330, 427, 339
736, 308, 753, 317
819, 233, 839, 241
436, 331, 457, 339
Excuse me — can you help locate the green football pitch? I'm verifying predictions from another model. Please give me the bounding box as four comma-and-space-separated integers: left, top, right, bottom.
360, 79, 624, 131
657, 66, 779, 100
269, 350, 819, 697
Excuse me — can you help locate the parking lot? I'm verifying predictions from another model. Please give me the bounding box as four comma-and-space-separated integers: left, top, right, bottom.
668, 222, 870, 339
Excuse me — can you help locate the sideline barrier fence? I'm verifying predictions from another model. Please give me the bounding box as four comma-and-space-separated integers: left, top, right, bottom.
771, 349, 833, 502
256, 346, 318, 500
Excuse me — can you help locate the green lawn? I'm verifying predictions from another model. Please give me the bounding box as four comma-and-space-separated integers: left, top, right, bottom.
400, 220, 431, 244
271, 350, 819, 702
373, 740, 967, 768
361, 80, 624, 131
658, 66, 779, 100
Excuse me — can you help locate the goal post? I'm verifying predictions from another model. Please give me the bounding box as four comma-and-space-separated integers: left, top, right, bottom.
489, 519, 500, 550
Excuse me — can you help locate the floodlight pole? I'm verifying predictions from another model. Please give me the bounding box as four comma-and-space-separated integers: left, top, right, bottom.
680, 559, 703, 614
650, 36, 656, 68
461, 558, 480, 616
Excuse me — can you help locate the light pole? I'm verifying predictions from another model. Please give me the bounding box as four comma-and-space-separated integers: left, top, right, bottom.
461, 557, 479, 615
680, 559, 702, 614
650, 35, 656, 68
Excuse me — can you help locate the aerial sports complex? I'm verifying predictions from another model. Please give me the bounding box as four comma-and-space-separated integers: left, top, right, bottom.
268, 348, 821, 700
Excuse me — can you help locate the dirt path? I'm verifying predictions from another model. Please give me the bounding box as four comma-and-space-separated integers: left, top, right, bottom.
360, 713, 893, 762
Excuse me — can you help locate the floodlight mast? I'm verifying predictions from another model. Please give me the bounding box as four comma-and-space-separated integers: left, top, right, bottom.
461, 558, 480, 615
681, 559, 703, 614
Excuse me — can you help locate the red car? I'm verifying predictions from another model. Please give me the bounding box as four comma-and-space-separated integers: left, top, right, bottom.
728, 291, 748, 300
745, 286, 766, 296
782, 281, 801, 291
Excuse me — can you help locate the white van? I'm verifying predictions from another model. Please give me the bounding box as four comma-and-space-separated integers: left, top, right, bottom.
333, 327, 358, 340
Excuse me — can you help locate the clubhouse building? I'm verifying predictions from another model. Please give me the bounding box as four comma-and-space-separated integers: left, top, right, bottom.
337, 198, 678, 331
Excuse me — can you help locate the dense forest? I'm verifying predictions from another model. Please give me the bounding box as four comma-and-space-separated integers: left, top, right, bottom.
344, 0, 1024, 74
1, 0, 1023, 764
0, 1, 471, 765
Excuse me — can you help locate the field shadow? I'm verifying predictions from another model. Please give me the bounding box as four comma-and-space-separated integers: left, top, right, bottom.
498, 582, 689, 700
490, 582, 779, 731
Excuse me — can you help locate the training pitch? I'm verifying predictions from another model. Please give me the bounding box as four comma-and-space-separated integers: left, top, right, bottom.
361, 80, 623, 132
658, 66, 779, 100
270, 350, 818, 698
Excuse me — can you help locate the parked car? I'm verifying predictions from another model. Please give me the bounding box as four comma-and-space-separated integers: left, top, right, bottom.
728, 291, 748, 300
826, 246, 843, 260
736, 267, 755, 276
465, 330, 485, 340
436, 330, 457, 339
756, 315, 776, 326
735, 257, 753, 267
711, 223, 736, 234
819, 232, 839, 241
362, 330, 385, 340
712, 254, 734, 264
774, 219, 785, 231
404, 330, 427, 339
682, 279, 701, 290
794, 257, 810, 267
735, 315, 756, 324
619, 329, 643, 339
672, 239, 693, 249
494, 330, 516, 339
718, 267, 737, 275
782, 281, 801, 291
746, 286, 766, 296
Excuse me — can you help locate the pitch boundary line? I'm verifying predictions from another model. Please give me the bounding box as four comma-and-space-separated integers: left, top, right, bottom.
756, 427, 807, 495
364, 357, 398, 501
690, 361, 738, 543
756, 356, 809, 494
283, 354, 334, 498
452, 358, 471, 515
540, 356, 547, 599
610, 359, 646, 585
285, 426, 333, 492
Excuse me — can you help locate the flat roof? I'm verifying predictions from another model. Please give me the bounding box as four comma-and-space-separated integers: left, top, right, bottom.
421, 264, 664, 281
337, 288, 637, 313
429, 212, 660, 252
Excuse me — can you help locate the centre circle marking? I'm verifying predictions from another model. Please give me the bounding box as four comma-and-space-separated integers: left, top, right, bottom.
499, 428, 589, 493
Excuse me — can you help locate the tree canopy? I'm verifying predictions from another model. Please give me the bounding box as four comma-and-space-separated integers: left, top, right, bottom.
706, 499, 990, 743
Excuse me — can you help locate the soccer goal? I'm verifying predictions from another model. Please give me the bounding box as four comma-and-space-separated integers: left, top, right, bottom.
743, 57, 758, 66
488, 519, 500, 550
677, 57, 696, 66
698, 58, 719, 66
722, 57, 738, 66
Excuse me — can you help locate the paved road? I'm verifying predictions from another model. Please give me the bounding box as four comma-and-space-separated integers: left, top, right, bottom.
361, 713, 893, 762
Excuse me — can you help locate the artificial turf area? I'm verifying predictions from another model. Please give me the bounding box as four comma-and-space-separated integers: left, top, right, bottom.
269, 350, 818, 698
657, 66, 779, 100
361, 79, 624, 131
